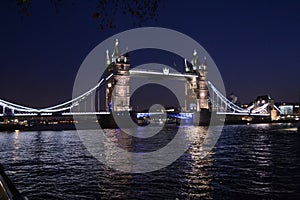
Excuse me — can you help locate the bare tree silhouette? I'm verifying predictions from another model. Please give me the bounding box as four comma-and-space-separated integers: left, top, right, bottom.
16, 0, 161, 29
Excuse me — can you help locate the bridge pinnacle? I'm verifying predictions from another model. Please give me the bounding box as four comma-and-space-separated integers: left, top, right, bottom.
112, 38, 120, 62
191, 49, 201, 68
193, 49, 197, 56
202, 56, 207, 69
106, 49, 111, 66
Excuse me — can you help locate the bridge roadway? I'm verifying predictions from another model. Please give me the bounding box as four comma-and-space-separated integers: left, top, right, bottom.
129, 68, 198, 80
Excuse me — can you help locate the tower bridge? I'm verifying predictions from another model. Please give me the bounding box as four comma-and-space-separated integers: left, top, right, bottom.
0, 39, 280, 123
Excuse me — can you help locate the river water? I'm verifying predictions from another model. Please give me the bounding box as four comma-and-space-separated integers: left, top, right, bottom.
0, 123, 300, 199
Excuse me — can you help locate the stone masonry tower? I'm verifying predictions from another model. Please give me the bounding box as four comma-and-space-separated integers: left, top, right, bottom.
197, 54, 209, 110
184, 50, 209, 112
105, 39, 131, 112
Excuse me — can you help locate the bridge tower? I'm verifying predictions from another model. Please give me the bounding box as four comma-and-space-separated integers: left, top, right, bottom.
105, 39, 131, 112
197, 55, 209, 110
184, 50, 210, 112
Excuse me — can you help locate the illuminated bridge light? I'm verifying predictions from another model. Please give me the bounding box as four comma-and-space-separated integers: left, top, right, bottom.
0, 67, 273, 118
14, 113, 38, 116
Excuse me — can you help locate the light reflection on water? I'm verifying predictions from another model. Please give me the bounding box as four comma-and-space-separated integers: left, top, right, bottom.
0, 123, 299, 199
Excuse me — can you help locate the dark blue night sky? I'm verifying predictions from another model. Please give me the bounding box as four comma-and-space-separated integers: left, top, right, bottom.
0, 0, 300, 108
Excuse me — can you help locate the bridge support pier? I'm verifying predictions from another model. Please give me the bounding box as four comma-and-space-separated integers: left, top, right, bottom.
193, 109, 211, 126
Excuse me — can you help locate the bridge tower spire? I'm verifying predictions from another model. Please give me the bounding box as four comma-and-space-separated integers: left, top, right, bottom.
111, 39, 120, 63
106, 49, 111, 66
191, 49, 201, 70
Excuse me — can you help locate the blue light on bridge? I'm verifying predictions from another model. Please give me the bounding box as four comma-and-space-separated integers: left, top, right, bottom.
136, 112, 193, 119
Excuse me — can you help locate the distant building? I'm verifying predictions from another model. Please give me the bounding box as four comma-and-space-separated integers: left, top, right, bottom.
255, 95, 274, 107
254, 95, 278, 120
279, 105, 293, 115
229, 93, 238, 104
278, 103, 300, 116
294, 105, 300, 115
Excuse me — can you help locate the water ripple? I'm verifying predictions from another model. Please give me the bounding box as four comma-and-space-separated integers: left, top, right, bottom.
0, 124, 299, 199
